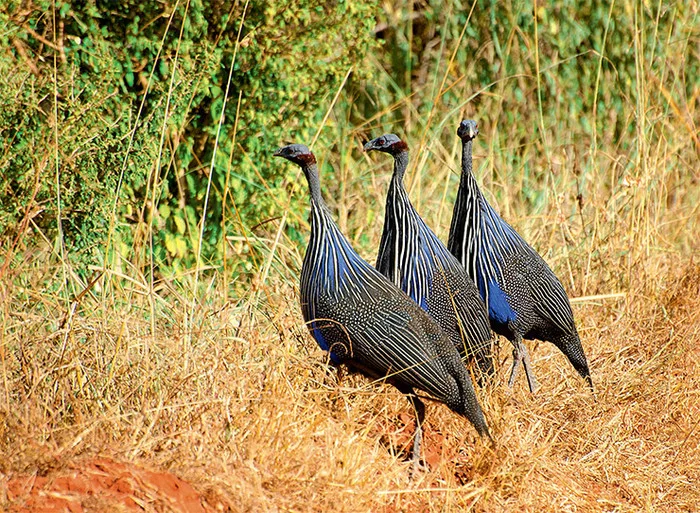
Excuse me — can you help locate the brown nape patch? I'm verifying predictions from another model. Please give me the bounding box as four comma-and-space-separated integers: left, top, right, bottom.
392, 140, 409, 152
297, 152, 317, 165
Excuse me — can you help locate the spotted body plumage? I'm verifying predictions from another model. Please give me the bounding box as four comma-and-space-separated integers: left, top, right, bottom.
364, 134, 494, 381
447, 120, 592, 391
274, 143, 489, 469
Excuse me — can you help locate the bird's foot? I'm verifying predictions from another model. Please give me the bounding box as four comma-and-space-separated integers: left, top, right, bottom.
508, 343, 539, 393
409, 455, 428, 480
409, 421, 425, 480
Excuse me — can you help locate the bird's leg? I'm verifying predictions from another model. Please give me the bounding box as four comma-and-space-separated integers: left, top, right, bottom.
507, 334, 539, 393
401, 388, 426, 478
519, 341, 539, 393
411, 395, 426, 478
507, 345, 522, 388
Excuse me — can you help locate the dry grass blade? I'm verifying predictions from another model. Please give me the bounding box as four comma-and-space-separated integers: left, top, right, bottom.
1, 1, 699, 511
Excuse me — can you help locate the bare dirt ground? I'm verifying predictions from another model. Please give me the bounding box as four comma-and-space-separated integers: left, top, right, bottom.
1, 259, 698, 512
3, 457, 230, 513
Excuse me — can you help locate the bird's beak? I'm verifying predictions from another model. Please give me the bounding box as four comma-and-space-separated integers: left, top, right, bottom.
470, 127, 479, 138
273, 147, 283, 157
363, 140, 375, 152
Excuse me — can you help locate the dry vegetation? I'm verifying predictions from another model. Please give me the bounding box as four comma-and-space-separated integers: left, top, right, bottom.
2, 149, 699, 511
2, 2, 700, 511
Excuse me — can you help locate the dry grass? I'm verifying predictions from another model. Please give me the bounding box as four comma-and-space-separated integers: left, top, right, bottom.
2, 3, 699, 510
2, 97, 699, 509
1, 241, 699, 511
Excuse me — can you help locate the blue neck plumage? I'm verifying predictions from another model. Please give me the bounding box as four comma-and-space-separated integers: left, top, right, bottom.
308, 200, 362, 289
385, 153, 443, 309
458, 144, 518, 326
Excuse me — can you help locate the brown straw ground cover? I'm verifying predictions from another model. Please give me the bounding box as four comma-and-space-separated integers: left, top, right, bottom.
1, 248, 698, 511
1, 2, 699, 510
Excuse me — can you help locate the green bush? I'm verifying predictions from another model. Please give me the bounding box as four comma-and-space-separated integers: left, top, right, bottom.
0, 0, 379, 277
1, 0, 696, 289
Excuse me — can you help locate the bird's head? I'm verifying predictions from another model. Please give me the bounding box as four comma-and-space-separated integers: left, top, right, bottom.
457, 120, 479, 141
363, 134, 408, 155
273, 143, 316, 166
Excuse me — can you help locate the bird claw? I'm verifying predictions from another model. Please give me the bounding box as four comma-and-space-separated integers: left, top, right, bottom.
409, 456, 428, 479
508, 343, 539, 393
408, 418, 425, 479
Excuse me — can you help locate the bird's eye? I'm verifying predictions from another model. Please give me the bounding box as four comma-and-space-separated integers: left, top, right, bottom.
378, 138, 385, 145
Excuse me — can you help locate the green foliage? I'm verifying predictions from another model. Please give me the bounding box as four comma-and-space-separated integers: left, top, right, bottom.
0, 0, 379, 277
370, 0, 696, 145
1, 0, 697, 291
360, 0, 697, 226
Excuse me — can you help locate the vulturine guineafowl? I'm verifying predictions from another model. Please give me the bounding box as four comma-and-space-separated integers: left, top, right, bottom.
274, 143, 490, 471
447, 120, 592, 392
364, 134, 494, 382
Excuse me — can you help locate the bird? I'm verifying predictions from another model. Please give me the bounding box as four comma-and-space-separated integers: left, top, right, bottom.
447, 120, 592, 392
363, 134, 495, 383
274, 142, 490, 471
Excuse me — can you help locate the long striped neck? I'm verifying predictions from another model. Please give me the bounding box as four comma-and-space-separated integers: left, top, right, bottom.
459, 139, 482, 204
302, 162, 324, 207
392, 150, 409, 182
301, 162, 336, 242
379, 148, 446, 307
299, 162, 334, 226
456, 140, 529, 256
449, 138, 529, 321
390, 149, 445, 253
388, 150, 411, 207
448, 139, 482, 276
301, 162, 369, 296
378, 150, 408, 284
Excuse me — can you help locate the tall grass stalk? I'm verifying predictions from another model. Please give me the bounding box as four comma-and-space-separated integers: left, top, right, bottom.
1, 0, 699, 510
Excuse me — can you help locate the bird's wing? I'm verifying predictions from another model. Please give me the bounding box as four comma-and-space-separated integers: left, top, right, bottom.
523, 253, 576, 334
317, 291, 452, 400
362, 308, 452, 399
531, 273, 576, 334
441, 259, 492, 342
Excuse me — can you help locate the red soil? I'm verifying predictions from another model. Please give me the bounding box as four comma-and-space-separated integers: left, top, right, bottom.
3, 457, 227, 513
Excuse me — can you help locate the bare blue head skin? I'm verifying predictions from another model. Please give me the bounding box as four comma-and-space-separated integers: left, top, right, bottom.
274, 143, 324, 204
457, 120, 479, 141
363, 134, 409, 156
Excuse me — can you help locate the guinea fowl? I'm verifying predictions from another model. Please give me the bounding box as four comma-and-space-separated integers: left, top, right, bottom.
364, 134, 494, 382
274, 143, 490, 471
447, 120, 592, 392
